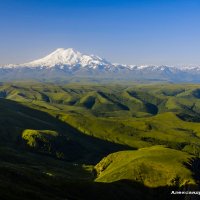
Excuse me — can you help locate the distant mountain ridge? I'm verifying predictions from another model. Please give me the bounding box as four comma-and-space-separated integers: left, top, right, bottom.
1, 48, 200, 82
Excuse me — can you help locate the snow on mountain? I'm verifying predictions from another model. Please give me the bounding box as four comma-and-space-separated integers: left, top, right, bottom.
2, 48, 200, 72
9, 48, 111, 69
1, 48, 200, 82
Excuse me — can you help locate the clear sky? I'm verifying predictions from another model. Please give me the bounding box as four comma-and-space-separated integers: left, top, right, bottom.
0, 0, 200, 66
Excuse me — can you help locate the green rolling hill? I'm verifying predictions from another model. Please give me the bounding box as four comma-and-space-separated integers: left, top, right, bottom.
1, 82, 200, 199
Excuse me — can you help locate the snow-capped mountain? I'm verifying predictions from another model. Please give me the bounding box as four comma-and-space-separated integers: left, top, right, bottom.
5, 48, 111, 69
1, 48, 200, 82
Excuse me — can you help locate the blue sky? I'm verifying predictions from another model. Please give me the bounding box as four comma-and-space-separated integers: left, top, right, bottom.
0, 0, 200, 65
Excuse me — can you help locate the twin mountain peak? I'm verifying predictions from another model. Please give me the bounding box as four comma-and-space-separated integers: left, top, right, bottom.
1, 48, 200, 82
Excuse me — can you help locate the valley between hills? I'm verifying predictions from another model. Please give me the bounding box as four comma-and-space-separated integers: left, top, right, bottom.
1, 82, 200, 199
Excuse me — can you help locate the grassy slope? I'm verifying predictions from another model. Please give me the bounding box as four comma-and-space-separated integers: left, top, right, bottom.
0, 98, 129, 164
95, 146, 195, 187
1, 82, 200, 199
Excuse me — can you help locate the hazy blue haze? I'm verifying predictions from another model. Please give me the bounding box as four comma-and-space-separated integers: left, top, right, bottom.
0, 0, 200, 65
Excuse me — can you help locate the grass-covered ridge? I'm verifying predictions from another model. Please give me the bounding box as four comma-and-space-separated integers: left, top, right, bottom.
1, 82, 200, 199
95, 146, 195, 187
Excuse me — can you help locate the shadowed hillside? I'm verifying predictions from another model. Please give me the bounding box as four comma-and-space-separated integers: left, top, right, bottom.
1, 82, 200, 199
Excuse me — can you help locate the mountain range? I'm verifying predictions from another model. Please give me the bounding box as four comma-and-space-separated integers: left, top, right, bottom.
1, 48, 200, 82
